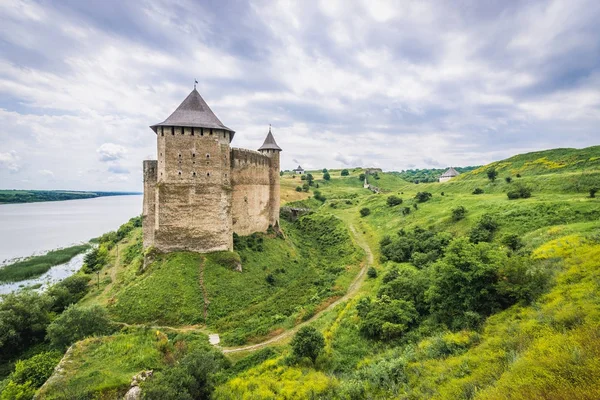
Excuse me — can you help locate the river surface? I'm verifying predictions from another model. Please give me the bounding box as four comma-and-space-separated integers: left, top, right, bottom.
0, 195, 142, 294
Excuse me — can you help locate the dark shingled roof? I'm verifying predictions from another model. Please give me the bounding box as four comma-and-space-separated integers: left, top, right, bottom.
441, 167, 460, 177
150, 89, 235, 139
258, 126, 282, 151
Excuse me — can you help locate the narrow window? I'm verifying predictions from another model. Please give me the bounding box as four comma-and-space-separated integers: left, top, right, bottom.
179, 153, 182, 158
161, 130, 164, 137
201, 128, 204, 136
193, 172, 196, 177
224, 132, 226, 138
191, 127, 195, 136
178, 171, 181, 176
206, 154, 210, 158
171, 126, 174, 135
210, 129, 213, 135
207, 172, 210, 177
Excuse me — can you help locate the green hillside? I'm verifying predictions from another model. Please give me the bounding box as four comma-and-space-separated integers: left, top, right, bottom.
2, 145, 600, 399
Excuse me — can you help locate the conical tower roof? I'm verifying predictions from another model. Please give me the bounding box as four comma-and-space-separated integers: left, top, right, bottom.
258, 126, 282, 151
150, 88, 235, 139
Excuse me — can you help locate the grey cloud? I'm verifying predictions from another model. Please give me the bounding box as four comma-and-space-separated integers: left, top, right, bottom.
108, 165, 130, 174
97, 143, 127, 162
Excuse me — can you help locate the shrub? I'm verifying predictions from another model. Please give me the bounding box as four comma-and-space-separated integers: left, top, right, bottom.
367, 267, 377, 279
82, 246, 108, 273
590, 188, 598, 198
46, 305, 113, 349
507, 183, 532, 200
306, 174, 314, 186
313, 190, 326, 202
402, 207, 411, 216
47, 275, 90, 312
265, 274, 275, 286
516, 173, 522, 177
505, 176, 512, 183
142, 348, 229, 399
414, 192, 432, 203
358, 296, 418, 340
302, 183, 310, 192
413, 203, 418, 210
290, 326, 325, 364
380, 227, 452, 265
360, 208, 371, 217
295, 186, 302, 192
487, 168, 498, 182
323, 172, 331, 181
341, 169, 349, 176
502, 234, 524, 251
386, 195, 403, 207
11, 351, 62, 387
451, 206, 467, 221
301, 175, 307, 181
469, 214, 499, 244
359, 173, 366, 181
322, 168, 328, 173
472, 188, 484, 195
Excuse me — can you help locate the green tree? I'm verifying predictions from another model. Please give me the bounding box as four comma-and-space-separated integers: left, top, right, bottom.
295, 186, 302, 192
323, 172, 331, 181
591, 188, 598, 198
360, 208, 371, 217
47, 275, 90, 312
367, 267, 377, 279
290, 326, 325, 364
279, 171, 284, 176
414, 192, 432, 203
386, 195, 403, 207
322, 168, 328, 173
306, 173, 314, 186
341, 169, 349, 176
358, 296, 418, 340
46, 304, 113, 349
472, 188, 484, 195
302, 183, 310, 192
505, 176, 512, 183
469, 214, 499, 243
359, 173, 366, 181
487, 168, 498, 182
502, 233, 524, 251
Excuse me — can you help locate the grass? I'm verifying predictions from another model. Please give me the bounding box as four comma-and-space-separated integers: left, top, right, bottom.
0, 244, 91, 283
36, 328, 210, 399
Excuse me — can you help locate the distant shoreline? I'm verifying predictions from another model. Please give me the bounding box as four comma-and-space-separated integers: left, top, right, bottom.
0, 190, 142, 204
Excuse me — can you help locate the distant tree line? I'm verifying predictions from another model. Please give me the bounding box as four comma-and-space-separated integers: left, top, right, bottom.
390, 166, 480, 183
0, 190, 141, 204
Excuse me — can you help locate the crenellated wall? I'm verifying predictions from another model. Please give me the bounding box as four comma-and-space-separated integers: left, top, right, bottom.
230, 148, 272, 236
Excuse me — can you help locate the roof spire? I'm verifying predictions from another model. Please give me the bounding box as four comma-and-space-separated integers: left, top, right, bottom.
194, 79, 198, 90
258, 125, 282, 152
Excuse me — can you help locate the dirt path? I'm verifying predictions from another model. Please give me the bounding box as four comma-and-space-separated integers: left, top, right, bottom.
219, 223, 373, 354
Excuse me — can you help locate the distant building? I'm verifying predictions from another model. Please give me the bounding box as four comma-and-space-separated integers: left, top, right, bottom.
439, 167, 460, 183
293, 165, 305, 175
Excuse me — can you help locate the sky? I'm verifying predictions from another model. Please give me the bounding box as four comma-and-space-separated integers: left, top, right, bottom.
0, 0, 599, 191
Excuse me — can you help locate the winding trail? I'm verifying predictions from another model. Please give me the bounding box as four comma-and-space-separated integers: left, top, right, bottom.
219, 223, 373, 354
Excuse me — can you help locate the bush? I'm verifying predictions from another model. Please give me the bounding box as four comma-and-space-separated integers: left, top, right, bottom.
322, 169, 328, 173
472, 188, 484, 195
142, 348, 229, 400
46, 305, 113, 349
507, 184, 532, 200
451, 206, 467, 221
47, 275, 90, 312
502, 234, 524, 251
323, 172, 331, 181
302, 183, 310, 192
469, 214, 499, 244
358, 296, 418, 340
341, 169, 349, 176
367, 267, 377, 279
386, 195, 403, 207
295, 186, 302, 192
82, 246, 108, 273
301, 175, 307, 181
380, 227, 452, 265
505, 176, 512, 183
402, 207, 411, 216
360, 208, 371, 217
265, 274, 275, 286
590, 188, 598, 198
359, 173, 366, 181
313, 190, 326, 202
414, 192, 432, 203
290, 326, 325, 364
11, 351, 62, 387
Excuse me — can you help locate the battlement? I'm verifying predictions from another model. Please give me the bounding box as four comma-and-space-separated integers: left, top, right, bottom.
231, 148, 272, 168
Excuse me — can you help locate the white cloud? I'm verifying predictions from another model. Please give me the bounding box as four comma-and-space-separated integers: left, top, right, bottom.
97, 143, 128, 162
38, 169, 54, 177
0, 150, 20, 172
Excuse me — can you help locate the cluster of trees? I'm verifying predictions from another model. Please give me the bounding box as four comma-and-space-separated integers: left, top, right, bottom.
380, 227, 452, 268
360, 235, 550, 339
0, 190, 139, 204
507, 183, 533, 200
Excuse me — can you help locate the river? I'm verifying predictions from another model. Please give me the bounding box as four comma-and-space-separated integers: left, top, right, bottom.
0, 195, 142, 294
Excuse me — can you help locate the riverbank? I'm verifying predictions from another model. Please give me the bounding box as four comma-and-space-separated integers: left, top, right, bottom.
0, 190, 141, 204
0, 244, 91, 283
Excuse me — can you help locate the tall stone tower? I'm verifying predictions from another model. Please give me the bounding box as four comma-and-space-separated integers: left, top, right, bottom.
145, 88, 235, 253
258, 126, 282, 228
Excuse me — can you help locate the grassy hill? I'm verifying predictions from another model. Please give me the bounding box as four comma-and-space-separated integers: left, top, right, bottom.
3, 145, 600, 399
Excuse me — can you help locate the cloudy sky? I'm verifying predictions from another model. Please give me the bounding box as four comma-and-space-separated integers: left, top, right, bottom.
1, 0, 599, 191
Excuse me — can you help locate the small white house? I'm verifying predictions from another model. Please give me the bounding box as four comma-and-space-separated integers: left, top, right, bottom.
293, 165, 305, 175
439, 167, 460, 183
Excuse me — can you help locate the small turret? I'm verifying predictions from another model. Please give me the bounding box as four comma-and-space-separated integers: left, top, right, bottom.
258, 126, 282, 227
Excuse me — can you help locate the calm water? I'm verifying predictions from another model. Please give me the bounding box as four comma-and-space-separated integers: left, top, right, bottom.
0, 195, 142, 294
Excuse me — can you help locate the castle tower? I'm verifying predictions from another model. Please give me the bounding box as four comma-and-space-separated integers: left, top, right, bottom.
258, 126, 282, 227
143, 88, 236, 252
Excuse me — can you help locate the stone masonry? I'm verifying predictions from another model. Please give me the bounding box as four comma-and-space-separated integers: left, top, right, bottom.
142, 88, 282, 253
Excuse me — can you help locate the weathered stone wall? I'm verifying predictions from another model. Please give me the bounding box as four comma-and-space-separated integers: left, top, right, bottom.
230, 148, 272, 236
142, 160, 157, 248
260, 149, 281, 227
152, 126, 233, 252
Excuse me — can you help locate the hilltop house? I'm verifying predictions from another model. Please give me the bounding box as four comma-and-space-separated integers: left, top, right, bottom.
293, 165, 305, 174
439, 167, 460, 183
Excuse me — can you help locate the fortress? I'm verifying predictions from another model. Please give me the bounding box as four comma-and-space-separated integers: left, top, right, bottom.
142, 88, 282, 253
